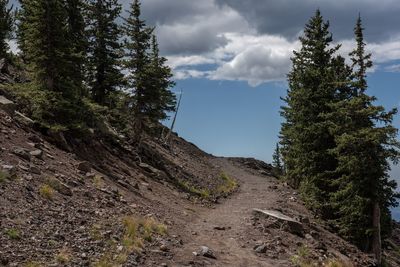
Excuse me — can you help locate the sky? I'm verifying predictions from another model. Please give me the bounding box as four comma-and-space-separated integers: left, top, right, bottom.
10, 0, 400, 219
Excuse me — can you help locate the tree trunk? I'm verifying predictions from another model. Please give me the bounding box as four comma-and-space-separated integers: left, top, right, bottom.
372, 202, 381, 266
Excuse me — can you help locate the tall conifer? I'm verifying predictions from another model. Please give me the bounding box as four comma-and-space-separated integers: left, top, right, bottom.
328, 17, 399, 259
87, 0, 124, 106
280, 10, 339, 215
0, 0, 13, 59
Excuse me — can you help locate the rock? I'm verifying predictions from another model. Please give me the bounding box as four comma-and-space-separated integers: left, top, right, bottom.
28, 135, 42, 144
47, 129, 72, 152
198, 246, 216, 259
85, 172, 95, 179
2, 165, 15, 173
77, 161, 91, 173
254, 244, 267, 253
14, 111, 34, 126
139, 163, 160, 175
214, 226, 226, 231
30, 149, 43, 160
46, 177, 73, 196
96, 120, 118, 137
252, 209, 304, 236
12, 147, 31, 161
160, 244, 169, 252
30, 166, 41, 175
0, 95, 15, 115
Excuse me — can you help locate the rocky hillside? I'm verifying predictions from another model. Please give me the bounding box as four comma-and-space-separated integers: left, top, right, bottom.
0, 94, 399, 266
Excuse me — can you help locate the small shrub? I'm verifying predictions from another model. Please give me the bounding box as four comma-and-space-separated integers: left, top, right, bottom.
93, 175, 105, 188
0, 170, 10, 183
39, 184, 55, 199
216, 172, 238, 194
178, 180, 211, 199
5, 228, 20, 240
24, 262, 42, 267
56, 248, 72, 264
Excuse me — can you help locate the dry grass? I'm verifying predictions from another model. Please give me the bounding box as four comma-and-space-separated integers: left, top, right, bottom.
291, 245, 352, 267
93, 216, 168, 266
0, 169, 10, 183
178, 180, 211, 198
5, 228, 21, 240
56, 247, 72, 264
39, 184, 54, 199
216, 172, 238, 194
24, 262, 42, 267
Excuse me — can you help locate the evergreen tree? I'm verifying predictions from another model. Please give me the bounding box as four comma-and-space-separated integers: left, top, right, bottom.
328, 16, 400, 257
280, 10, 340, 215
16, 0, 83, 126
272, 143, 283, 175
146, 34, 176, 122
123, 0, 153, 140
0, 0, 13, 59
87, 0, 124, 106
65, 0, 87, 96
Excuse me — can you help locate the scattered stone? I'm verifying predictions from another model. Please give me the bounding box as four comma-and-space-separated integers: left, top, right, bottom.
254, 244, 267, 253
28, 135, 42, 144
198, 246, 216, 259
30, 166, 41, 175
139, 162, 160, 175
30, 149, 43, 160
214, 226, 226, 231
12, 147, 31, 161
86, 172, 95, 179
160, 244, 169, 252
77, 161, 91, 173
14, 111, 34, 126
0, 95, 15, 115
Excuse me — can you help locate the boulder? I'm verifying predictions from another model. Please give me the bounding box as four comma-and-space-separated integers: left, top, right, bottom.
12, 147, 31, 161
30, 166, 41, 175
77, 161, 92, 173
252, 209, 304, 236
254, 244, 268, 253
14, 111, 34, 126
0, 95, 15, 115
30, 149, 44, 160
139, 163, 161, 175
198, 246, 216, 259
46, 177, 73, 196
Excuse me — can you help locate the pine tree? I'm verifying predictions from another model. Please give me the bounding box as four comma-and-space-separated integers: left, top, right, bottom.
0, 0, 13, 59
16, 0, 83, 126
146, 34, 176, 122
87, 0, 124, 106
65, 0, 87, 96
272, 143, 283, 175
328, 17, 400, 259
123, 0, 153, 140
280, 10, 340, 215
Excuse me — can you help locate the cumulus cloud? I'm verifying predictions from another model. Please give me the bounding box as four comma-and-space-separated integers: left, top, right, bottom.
210, 34, 299, 86
215, 0, 400, 42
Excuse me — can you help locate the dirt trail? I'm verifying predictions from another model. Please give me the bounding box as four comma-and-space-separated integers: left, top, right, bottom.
170, 158, 289, 267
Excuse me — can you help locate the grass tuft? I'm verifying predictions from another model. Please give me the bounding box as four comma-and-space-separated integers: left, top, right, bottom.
56, 248, 72, 264
178, 180, 210, 198
216, 172, 238, 194
0, 170, 10, 183
39, 184, 55, 199
5, 228, 21, 240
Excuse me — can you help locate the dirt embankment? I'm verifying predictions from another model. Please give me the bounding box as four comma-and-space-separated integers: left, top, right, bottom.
0, 102, 398, 266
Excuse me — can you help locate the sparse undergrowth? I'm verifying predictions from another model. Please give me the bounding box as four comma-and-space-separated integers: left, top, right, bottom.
39, 184, 55, 200
178, 172, 237, 199
5, 228, 21, 240
0, 169, 10, 183
290, 245, 351, 267
178, 180, 211, 198
216, 172, 238, 195
93, 216, 167, 266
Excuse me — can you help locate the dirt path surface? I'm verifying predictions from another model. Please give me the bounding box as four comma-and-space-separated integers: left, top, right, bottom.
169, 158, 289, 267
